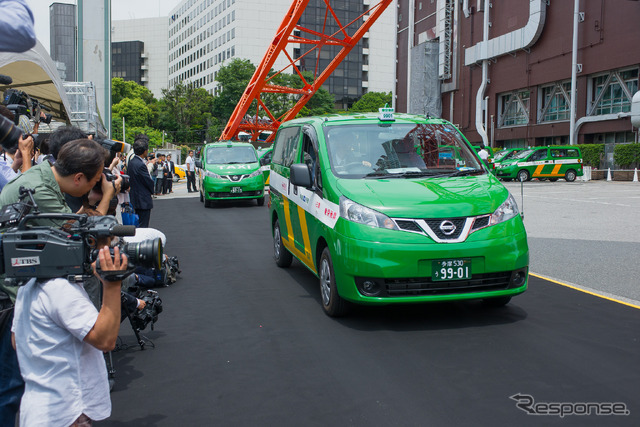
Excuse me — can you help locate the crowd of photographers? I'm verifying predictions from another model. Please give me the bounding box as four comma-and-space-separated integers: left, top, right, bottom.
0, 109, 174, 426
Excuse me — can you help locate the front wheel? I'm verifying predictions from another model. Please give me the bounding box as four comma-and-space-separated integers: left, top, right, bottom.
565, 169, 577, 182
256, 196, 265, 206
319, 248, 349, 317
273, 219, 293, 268
199, 190, 204, 203
517, 169, 530, 182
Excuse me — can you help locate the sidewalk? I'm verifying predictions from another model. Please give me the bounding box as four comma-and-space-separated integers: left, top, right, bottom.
152, 179, 199, 200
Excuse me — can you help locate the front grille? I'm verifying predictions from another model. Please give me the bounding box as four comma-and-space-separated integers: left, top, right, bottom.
396, 220, 422, 233
210, 190, 262, 198
385, 272, 512, 297
423, 218, 466, 240
472, 215, 490, 230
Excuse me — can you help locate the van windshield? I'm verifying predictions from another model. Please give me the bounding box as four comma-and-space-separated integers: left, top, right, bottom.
512, 149, 534, 160
206, 146, 257, 165
324, 123, 484, 179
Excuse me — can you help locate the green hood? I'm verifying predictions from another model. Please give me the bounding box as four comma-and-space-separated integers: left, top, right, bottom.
335, 174, 509, 218
206, 162, 259, 174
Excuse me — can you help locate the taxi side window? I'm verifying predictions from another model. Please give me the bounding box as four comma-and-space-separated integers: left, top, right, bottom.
301, 130, 321, 191
272, 126, 301, 167
567, 149, 579, 158
531, 149, 547, 161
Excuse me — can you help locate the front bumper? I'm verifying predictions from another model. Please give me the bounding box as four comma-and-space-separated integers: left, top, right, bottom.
202, 175, 264, 200
329, 223, 529, 305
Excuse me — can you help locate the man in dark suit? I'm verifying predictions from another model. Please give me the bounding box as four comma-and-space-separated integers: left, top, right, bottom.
165, 154, 175, 193
128, 135, 154, 227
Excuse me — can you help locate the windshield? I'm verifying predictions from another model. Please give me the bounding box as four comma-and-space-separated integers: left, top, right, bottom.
324, 123, 484, 179
494, 149, 521, 162
512, 149, 534, 160
206, 146, 257, 165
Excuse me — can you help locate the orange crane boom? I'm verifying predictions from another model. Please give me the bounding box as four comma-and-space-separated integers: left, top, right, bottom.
220, 0, 393, 143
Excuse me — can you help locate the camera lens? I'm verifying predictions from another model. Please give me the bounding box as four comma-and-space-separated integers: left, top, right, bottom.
0, 115, 22, 151
122, 238, 163, 270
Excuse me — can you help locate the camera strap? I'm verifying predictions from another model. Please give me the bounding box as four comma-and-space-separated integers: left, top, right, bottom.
99, 270, 134, 282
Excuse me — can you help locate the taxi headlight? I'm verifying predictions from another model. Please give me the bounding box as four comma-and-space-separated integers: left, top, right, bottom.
248, 169, 261, 178
204, 170, 222, 179
339, 196, 398, 230
490, 194, 519, 225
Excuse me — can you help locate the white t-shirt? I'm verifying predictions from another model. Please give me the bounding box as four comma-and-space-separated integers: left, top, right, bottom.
478, 149, 489, 160
186, 155, 195, 172
12, 278, 111, 426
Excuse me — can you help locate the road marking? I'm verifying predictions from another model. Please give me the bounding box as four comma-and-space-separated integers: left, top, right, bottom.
530, 272, 640, 310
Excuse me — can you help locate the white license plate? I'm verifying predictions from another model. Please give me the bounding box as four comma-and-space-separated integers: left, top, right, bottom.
230, 187, 242, 194
432, 259, 471, 281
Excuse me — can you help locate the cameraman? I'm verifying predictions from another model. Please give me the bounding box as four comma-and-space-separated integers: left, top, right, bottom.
0, 138, 120, 424
0, 109, 34, 189
0, 138, 122, 223
11, 246, 128, 426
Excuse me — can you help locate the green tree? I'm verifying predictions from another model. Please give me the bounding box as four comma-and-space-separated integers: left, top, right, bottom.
112, 77, 156, 105
159, 82, 215, 144
349, 91, 392, 113
212, 59, 257, 123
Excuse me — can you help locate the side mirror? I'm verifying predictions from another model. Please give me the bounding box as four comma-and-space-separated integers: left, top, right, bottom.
195, 160, 202, 169
290, 163, 312, 188
260, 157, 269, 166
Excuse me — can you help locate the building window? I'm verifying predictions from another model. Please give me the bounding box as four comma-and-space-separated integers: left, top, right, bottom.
499, 90, 530, 127
539, 82, 571, 123
589, 68, 639, 116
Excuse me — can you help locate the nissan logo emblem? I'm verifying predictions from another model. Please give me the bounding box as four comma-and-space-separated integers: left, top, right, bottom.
439, 220, 456, 236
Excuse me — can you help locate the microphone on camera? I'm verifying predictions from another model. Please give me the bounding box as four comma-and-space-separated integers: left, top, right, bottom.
111, 225, 136, 237
0, 74, 13, 85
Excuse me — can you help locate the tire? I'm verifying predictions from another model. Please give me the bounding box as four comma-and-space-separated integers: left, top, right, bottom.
549, 178, 558, 182
199, 190, 204, 203
482, 296, 512, 307
256, 196, 265, 206
273, 220, 293, 268
565, 169, 577, 182
517, 170, 530, 182
204, 199, 212, 208
319, 247, 349, 317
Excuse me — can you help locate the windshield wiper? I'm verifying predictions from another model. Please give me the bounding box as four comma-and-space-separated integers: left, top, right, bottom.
448, 169, 483, 177
364, 170, 446, 179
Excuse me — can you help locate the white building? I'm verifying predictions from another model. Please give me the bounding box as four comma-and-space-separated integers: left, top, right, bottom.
168, 0, 395, 105
112, 17, 169, 99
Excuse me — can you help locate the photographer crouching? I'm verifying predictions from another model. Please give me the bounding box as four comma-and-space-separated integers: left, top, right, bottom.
0, 136, 121, 425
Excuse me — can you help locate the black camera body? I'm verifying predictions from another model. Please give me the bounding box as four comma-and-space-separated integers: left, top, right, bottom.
128, 289, 163, 332
0, 193, 163, 281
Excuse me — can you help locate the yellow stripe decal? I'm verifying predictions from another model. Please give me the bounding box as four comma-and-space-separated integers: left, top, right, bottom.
281, 196, 317, 274
532, 164, 563, 177
530, 272, 640, 309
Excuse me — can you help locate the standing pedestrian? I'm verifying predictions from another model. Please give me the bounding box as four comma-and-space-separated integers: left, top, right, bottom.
128, 135, 154, 227
147, 153, 157, 198
186, 150, 196, 193
166, 154, 175, 193
155, 153, 165, 195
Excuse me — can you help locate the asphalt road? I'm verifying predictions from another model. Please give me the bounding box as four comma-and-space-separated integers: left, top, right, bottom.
503, 180, 640, 304
101, 195, 639, 426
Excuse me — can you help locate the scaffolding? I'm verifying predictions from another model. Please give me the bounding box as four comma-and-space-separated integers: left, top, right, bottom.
63, 82, 107, 137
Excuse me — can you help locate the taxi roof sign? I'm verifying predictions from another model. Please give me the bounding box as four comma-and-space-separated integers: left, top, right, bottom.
378, 105, 395, 121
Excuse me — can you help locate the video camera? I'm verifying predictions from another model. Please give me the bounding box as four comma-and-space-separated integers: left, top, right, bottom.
0, 187, 162, 282
2, 88, 52, 126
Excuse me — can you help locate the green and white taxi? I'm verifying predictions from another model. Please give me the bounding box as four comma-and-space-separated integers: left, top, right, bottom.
196, 141, 265, 207
268, 110, 529, 316
495, 146, 583, 182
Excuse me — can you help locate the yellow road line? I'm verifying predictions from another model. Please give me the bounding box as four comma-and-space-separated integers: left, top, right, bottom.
530, 272, 640, 309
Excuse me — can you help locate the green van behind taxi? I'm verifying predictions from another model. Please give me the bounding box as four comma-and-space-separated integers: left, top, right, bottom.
495, 146, 583, 182
268, 112, 529, 316
196, 141, 265, 207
